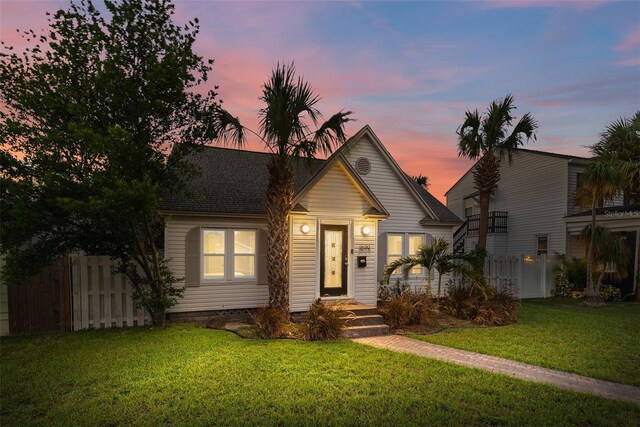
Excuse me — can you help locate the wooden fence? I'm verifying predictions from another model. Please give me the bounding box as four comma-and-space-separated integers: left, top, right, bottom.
71, 255, 149, 330
7, 257, 72, 335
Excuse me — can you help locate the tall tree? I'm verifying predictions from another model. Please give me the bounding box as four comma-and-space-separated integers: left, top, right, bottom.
456, 94, 537, 271
591, 111, 640, 204
574, 161, 621, 305
412, 174, 429, 190
214, 63, 352, 311
0, 0, 219, 325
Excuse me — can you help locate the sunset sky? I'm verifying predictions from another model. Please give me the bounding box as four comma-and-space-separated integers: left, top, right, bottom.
1, 0, 639, 202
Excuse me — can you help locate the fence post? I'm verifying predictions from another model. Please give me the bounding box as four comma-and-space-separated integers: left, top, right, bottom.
517, 254, 524, 299
541, 254, 547, 298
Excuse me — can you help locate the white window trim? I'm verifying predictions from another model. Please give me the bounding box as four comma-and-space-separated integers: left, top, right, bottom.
535, 234, 549, 256
201, 228, 257, 282
387, 232, 426, 278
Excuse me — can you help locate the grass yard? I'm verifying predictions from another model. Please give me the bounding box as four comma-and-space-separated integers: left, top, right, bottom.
1, 323, 639, 426
411, 298, 640, 386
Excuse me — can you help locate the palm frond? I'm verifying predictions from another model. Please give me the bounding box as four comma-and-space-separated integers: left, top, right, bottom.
457, 109, 483, 159
502, 112, 538, 161
212, 108, 246, 147
312, 111, 353, 156
383, 256, 423, 283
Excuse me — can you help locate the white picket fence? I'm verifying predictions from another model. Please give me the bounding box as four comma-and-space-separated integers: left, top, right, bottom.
71, 255, 149, 330
455, 254, 555, 299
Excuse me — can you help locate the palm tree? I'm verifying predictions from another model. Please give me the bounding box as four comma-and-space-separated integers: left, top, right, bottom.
214, 63, 352, 311
579, 225, 630, 294
456, 94, 538, 272
384, 237, 471, 298
591, 112, 640, 204
574, 160, 621, 305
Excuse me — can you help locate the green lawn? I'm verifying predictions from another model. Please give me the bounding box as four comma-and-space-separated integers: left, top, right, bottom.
1, 324, 639, 426
412, 298, 640, 386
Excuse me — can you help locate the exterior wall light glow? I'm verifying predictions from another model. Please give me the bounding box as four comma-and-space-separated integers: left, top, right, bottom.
301, 224, 310, 234
361, 226, 371, 236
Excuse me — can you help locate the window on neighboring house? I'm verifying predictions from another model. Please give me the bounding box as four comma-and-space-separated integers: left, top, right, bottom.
576, 172, 583, 189
536, 235, 548, 256
464, 198, 477, 218
387, 233, 426, 276
202, 229, 256, 280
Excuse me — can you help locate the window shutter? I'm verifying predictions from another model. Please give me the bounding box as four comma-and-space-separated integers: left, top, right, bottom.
256, 226, 268, 285
377, 231, 387, 282
184, 226, 201, 287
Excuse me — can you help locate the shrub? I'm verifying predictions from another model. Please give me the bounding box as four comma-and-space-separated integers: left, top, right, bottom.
475, 286, 516, 326
551, 276, 573, 297
600, 284, 621, 302
252, 306, 290, 339
378, 278, 409, 302
378, 288, 438, 329
299, 299, 346, 341
442, 280, 516, 326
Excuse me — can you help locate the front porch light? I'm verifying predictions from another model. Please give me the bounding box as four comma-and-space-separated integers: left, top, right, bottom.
301, 224, 311, 234
361, 226, 371, 236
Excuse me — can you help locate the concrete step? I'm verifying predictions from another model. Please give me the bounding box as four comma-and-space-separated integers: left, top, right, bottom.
341, 314, 386, 327
342, 324, 390, 339
337, 307, 379, 316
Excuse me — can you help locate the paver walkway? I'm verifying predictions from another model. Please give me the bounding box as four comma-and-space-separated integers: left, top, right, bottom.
353, 335, 640, 406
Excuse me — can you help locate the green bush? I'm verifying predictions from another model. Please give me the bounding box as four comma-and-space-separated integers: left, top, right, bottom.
378, 278, 410, 302
252, 306, 290, 339
600, 284, 621, 302
379, 288, 438, 329
299, 299, 346, 341
551, 276, 573, 297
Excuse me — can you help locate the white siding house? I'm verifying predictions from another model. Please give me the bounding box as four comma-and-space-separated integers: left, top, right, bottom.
446, 149, 591, 256
162, 125, 461, 314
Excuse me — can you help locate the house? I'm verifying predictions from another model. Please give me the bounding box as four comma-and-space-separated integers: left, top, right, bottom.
446, 148, 639, 296
161, 125, 461, 315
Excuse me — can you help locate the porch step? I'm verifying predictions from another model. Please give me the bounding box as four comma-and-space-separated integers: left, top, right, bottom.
342, 324, 390, 339
341, 314, 386, 327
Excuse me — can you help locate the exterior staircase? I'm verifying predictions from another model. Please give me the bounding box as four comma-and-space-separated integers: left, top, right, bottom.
335, 303, 389, 338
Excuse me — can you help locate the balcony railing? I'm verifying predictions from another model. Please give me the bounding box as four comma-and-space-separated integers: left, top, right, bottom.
453, 211, 508, 254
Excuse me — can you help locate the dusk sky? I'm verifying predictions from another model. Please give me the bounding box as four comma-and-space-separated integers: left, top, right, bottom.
1, 0, 639, 201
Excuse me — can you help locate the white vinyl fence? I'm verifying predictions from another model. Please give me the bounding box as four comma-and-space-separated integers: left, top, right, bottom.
71, 255, 149, 330
455, 254, 555, 299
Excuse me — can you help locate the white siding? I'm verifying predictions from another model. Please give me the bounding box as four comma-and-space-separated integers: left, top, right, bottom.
447, 151, 569, 256
567, 163, 585, 215
165, 216, 269, 312
297, 162, 369, 217
341, 134, 454, 291
291, 162, 378, 311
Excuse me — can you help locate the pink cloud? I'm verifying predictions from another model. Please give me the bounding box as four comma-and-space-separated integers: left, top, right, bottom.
481, 0, 611, 11
616, 57, 640, 67
615, 28, 640, 52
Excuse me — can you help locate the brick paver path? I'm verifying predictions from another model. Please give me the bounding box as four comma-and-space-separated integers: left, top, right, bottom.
353, 335, 640, 405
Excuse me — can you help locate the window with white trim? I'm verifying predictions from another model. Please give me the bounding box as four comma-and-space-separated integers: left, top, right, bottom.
202, 229, 256, 281
536, 235, 548, 256
387, 233, 425, 276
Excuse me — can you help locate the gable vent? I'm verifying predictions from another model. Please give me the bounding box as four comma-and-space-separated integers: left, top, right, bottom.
355, 157, 371, 175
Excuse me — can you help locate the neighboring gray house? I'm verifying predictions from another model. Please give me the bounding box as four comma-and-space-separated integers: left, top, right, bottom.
446, 148, 639, 295
162, 125, 461, 315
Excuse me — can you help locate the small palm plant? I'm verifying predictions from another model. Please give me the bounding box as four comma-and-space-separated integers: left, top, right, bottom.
384, 237, 472, 298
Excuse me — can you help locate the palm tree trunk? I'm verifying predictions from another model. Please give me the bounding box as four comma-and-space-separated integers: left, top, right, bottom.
266, 157, 294, 311
583, 196, 604, 305
477, 190, 491, 253
437, 273, 443, 299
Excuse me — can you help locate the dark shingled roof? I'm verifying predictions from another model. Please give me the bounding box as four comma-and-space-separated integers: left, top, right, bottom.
162, 146, 461, 225
161, 147, 323, 215
404, 175, 462, 224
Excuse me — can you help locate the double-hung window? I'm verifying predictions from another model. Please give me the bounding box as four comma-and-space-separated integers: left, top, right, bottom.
202, 228, 256, 281
536, 235, 548, 256
387, 233, 425, 276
